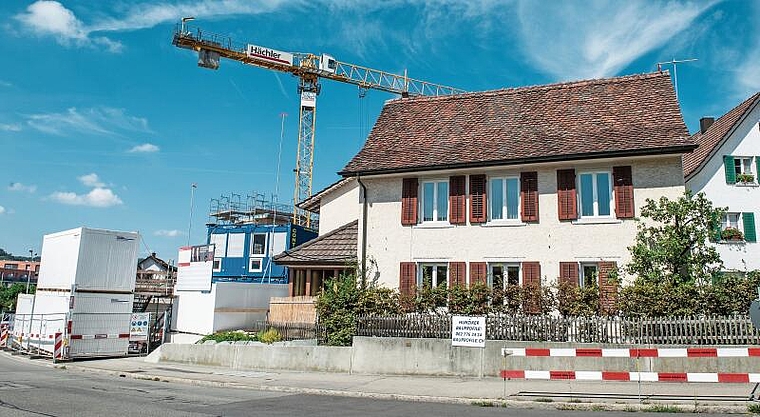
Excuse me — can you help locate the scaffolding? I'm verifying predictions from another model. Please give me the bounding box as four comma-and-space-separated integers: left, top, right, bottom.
207, 191, 310, 227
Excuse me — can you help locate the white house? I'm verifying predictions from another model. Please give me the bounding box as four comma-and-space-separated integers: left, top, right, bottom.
329, 72, 694, 306
683, 92, 760, 271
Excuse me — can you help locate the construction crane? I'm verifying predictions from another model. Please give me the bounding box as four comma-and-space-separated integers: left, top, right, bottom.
172, 18, 466, 227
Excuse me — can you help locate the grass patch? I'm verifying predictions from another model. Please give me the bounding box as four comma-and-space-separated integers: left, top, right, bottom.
471, 401, 495, 407
642, 404, 684, 413
748, 403, 760, 414
534, 397, 553, 403
568, 398, 582, 403
200, 330, 256, 343
590, 404, 607, 412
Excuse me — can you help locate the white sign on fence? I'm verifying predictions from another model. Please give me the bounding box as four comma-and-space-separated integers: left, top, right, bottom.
130, 313, 150, 342
451, 315, 486, 348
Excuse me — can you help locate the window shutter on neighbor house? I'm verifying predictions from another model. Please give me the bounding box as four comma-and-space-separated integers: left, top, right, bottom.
724, 156, 736, 184
448, 262, 467, 287
449, 176, 466, 225
521, 262, 541, 314
613, 166, 635, 219
520, 172, 539, 222
469, 174, 487, 223
469, 262, 487, 286
559, 262, 579, 286
743, 212, 757, 242
557, 169, 577, 220
598, 261, 618, 314
401, 178, 418, 225
399, 262, 416, 296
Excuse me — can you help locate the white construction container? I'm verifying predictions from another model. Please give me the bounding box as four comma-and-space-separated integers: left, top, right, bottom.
38, 227, 139, 292
12, 294, 35, 346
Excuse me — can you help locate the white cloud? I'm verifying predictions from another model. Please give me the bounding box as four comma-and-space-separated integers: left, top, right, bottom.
154, 229, 184, 237
513, 0, 716, 80
0, 124, 22, 132
8, 182, 37, 193
0, 80, 12, 87
0, 206, 6, 215
49, 187, 123, 207
78, 173, 105, 188
128, 143, 160, 153
25, 107, 151, 136
14, 1, 122, 53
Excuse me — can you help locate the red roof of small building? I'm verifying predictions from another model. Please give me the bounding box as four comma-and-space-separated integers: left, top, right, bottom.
341, 72, 694, 176
683, 92, 760, 179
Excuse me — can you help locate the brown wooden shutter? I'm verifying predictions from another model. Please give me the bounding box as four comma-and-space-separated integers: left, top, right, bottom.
449, 176, 466, 225
598, 261, 618, 314
520, 171, 539, 222
613, 166, 634, 219
557, 169, 577, 220
469, 262, 487, 286
521, 262, 541, 314
448, 262, 466, 288
559, 262, 579, 286
469, 174, 487, 223
399, 262, 417, 296
401, 178, 418, 226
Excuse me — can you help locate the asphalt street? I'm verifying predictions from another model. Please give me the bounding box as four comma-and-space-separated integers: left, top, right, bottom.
0, 354, 742, 416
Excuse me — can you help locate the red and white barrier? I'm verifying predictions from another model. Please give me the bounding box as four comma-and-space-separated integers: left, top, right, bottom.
500, 369, 760, 383
53, 332, 63, 360
503, 347, 760, 358
0, 325, 8, 348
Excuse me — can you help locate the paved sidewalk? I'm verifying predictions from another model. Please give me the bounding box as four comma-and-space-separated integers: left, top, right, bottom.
42, 353, 755, 414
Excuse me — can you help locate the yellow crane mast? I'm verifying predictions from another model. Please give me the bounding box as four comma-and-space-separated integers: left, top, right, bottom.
172, 19, 466, 227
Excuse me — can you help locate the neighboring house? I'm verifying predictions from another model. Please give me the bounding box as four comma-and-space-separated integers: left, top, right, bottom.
329, 72, 694, 303
0, 260, 40, 288
137, 252, 176, 280
683, 92, 760, 271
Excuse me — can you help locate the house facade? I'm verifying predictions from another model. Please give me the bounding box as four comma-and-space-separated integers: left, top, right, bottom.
683, 92, 760, 271
337, 72, 694, 297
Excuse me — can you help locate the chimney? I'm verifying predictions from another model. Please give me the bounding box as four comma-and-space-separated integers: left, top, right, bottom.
151, 252, 156, 258
700, 117, 715, 134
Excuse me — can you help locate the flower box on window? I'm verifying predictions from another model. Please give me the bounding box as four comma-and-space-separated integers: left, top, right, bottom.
737, 173, 755, 184
721, 227, 744, 241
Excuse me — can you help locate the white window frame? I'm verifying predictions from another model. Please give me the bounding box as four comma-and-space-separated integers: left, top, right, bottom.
418, 263, 448, 289
488, 176, 521, 222
248, 257, 263, 273
734, 157, 756, 184
420, 179, 449, 223
580, 263, 598, 287
488, 263, 520, 289
577, 171, 613, 218
212, 258, 222, 272
250, 233, 268, 256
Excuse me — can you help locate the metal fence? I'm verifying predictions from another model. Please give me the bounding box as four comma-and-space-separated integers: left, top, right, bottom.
247, 320, 327, 344
355, 314, 760, 345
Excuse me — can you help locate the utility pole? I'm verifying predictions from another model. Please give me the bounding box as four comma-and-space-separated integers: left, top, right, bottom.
187, 183, 197, 246
657, 58, 698, 101
26, 249, 37, 293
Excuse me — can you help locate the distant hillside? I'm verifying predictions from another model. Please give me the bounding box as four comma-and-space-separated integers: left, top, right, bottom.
0, 248, 40, 262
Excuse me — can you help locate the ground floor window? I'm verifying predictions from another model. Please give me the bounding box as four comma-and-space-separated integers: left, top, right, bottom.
489, 263, 520, 289
419, 264, 448, 289
580, 263, 598, 287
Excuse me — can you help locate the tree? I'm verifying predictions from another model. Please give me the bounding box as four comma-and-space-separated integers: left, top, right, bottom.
627, 191, 724, 286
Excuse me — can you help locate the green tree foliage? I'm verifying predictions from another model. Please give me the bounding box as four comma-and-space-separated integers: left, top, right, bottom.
556, 281, 601, 317
627, 191, 724, 285
0, 283, 34, 312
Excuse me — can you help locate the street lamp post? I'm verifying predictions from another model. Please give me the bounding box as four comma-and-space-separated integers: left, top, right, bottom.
187, 183, 197, 246
26, 249, 37, 293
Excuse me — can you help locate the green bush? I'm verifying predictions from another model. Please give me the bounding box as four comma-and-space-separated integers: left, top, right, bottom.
200, 330, 256, 343
256, 328, 282, 344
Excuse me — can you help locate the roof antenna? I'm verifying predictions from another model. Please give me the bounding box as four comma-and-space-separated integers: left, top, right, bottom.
656, 58, 697, 102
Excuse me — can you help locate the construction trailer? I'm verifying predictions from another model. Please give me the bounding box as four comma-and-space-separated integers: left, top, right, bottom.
12, 227, 139, 358
172, 193, 317, 336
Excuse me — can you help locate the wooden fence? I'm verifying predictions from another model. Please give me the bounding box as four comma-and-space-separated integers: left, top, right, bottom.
355, 315, 760, 345
268, 296, 317, 324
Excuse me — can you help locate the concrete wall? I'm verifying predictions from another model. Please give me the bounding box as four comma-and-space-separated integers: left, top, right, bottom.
686, 104, 760, 271
157, 337, 760, 377
359, 155, 685, 289
319, 179, 360, 236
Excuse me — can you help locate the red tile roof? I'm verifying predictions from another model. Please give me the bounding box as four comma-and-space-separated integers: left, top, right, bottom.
683, 92, 760, 179
273, 220, 357, 266
341, 72, 694, 176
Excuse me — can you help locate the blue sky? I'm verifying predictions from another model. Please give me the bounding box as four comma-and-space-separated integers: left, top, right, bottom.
1, 0, 758, 261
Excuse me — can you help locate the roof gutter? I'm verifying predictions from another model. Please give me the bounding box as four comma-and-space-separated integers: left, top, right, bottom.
339, 144, 698, 177
357, 175, 368, 290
